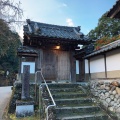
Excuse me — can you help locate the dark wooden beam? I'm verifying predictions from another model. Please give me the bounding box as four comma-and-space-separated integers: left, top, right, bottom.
18, 53, 38, 57
88, 58, 91, 80
104, 54, 107, 78
107, 1, 120, 18
110, 7, 120, 18
25, 35, 89, 45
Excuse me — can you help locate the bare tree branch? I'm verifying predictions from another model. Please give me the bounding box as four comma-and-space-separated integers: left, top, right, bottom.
0, 0, 23, 25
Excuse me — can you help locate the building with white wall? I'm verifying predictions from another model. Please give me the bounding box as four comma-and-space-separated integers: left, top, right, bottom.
84, 40, 120, 80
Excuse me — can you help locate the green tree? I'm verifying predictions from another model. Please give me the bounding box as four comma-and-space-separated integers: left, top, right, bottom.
0, 0, 23, 85
0, 0, 23, 56
88, 13, 120, 40
0, 32, 21, 73
0, 23, 22, 85
0, 19, 22, 56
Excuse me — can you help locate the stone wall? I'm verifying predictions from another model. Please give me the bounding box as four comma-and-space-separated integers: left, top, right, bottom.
90, 80, 120, 118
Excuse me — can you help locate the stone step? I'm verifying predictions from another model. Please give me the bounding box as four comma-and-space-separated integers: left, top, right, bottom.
41, 83, 111, 120
51, 91, 83, 95
56, 113, 109, 120
47, 83, 80, 88
50, 87, 83, 93
52, 93, 87, 99
55, 106, 101, 115
54, 98, 93, 107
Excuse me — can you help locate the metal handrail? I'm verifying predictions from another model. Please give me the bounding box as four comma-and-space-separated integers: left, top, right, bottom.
36, 70, 56, 120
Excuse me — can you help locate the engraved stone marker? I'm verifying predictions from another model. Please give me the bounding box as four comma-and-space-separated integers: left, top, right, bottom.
21, 65, 30, 100
16, 65, 34, 117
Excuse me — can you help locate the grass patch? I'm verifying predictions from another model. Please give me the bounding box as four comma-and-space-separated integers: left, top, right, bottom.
9, 113, 40, 120
3, 83, 40, 120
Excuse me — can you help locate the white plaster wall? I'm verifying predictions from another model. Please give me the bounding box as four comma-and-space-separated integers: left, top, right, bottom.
106, 49, 120, 71
85, 59, 89, 73
76, 60, 79, 74
21, 62, 35, 73
90, 55, 105, 73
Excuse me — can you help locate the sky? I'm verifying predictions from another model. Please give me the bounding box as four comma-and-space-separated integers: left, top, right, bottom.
17, 0, 117, 38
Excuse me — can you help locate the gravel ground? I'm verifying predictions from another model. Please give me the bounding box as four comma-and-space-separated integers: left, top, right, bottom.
0, 86, 12, 120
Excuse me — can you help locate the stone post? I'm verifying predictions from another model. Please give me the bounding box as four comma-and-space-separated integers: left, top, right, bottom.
21, 65, 30, 100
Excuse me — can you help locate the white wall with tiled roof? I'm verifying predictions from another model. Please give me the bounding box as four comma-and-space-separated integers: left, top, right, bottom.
85, 48, 120, 79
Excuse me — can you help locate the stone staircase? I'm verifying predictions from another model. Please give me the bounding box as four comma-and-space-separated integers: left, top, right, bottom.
44, 83, 112, 120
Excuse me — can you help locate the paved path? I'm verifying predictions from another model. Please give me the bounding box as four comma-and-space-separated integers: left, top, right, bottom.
0, 86, 12, 120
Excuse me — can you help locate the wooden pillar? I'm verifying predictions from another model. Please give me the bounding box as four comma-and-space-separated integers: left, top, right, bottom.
35, 57, 38, 73
104, 54, 107, 78
36, 49, 43, 84
18, 57, 22, 81
35, 57, 38, 103
79, 59, 85, 81
70, 51, 76, 83
82, 60, 85, 81
34, 50, 43, 104
79, 60, 82, 81
88, 58, 91, 80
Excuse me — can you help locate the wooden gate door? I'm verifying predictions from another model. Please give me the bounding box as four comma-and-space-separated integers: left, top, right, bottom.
42, 50, 57, 80
57, 51, 70, 81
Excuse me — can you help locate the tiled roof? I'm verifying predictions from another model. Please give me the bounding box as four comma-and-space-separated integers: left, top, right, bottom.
85, 39, 120, 58
107, 0, 120, 18
24, 19, 89, 42
17, 46, 38, 54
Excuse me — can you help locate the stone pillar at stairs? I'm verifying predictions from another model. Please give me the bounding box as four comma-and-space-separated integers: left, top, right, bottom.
21, 65, 30, 100
16, 65, 34, 117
